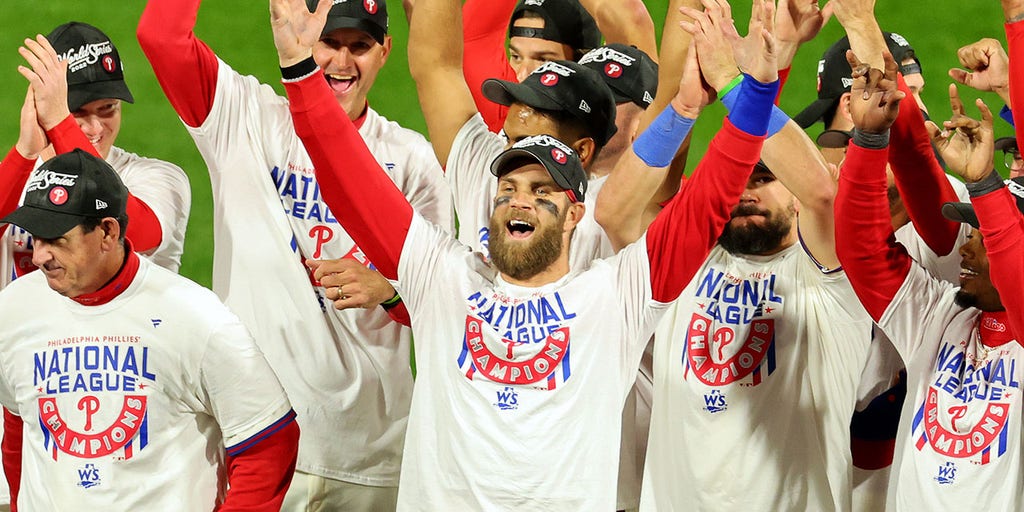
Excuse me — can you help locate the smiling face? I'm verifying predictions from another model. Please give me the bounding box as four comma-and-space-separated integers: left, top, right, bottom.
72, 99, 122, 159
31, 220, 122, 298
508, 17, 574, 82
488, 164, 582, 283
718, 167, 798, 256
955, 229, 1004, 311
313, 28, 391, 121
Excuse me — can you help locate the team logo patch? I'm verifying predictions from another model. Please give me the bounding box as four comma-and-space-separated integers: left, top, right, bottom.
702, 389, 727, 413
49, 186, 69, 205
77, 463, 101, 489
685, 313, 775, 385
551, 148, 567, 164
101, 55, 116, 73
457, 291, 577, 399
540, 72, 559, 86
34, 343, 156, 461
364, 0, 378, 14
934, 462, 956, 484
910, 343, 1019, 465
604, 62, 623, 78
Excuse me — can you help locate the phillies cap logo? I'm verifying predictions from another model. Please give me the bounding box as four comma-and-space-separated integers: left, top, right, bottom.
604, 62, 623, 78
101, 55, 116, 73
49, 187, 69, 206
551, 148, 567, 164
540, 72, 559, 86
364, 0, 378, 14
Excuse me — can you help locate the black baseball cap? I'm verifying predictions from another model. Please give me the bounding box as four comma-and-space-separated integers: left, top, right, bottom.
482, 60, 617, 145
942, 176, 1024, 229
795, 32, 920, 129
509, 0, 602, 52
491, 134, 588, 203
996, 136, 1019, 154
1, 149, 128, 239
48, 22, 134, 112
579, 44, 658, 109
308, 0, 388, 44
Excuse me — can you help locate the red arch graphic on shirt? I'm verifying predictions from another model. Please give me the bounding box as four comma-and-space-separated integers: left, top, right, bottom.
38, 395, 147, 459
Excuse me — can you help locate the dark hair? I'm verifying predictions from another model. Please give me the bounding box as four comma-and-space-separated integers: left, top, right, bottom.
513, 10, 591, 60
535, 106, 604, 162
80, 214, 129, 242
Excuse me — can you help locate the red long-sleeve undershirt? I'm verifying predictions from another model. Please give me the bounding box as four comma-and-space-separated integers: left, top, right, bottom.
887, 74, 960, 256
3, 409, 21, 511
137, 0, 219, 128
0, 117, 162, 252
286, 69, 764, 303
972, 187, 1024, 342
221, 416, 299, 511
463, 0, 517, 133
835, 142, 913, 322
1008, 21, 1024, 147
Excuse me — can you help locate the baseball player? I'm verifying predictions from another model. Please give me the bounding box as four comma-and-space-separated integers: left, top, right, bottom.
835, 48, 1024, 511
272, 0, 778, 508
137, 0, 452, 508
0, 149, 297, 510
0, 23, 190, 283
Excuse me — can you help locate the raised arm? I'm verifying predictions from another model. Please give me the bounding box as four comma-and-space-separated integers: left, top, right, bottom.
579, 0, 659, 60
834, 51, 913, 321
948, 38, 1011, 108
137, 0, 221, 127
1005, 1, 1024, 146
409, 0, 480, 165
462, 0, 517, 133
0, 90, 46, 220
274, 0, 411, 279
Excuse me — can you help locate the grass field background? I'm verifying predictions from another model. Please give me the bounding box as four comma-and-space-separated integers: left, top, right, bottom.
0, 1, 1012, 288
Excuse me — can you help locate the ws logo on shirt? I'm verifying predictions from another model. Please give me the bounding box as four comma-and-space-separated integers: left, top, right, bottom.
33, 342, 155, 461
683, 268, 781, 389
911, 343, 1020, 465
458, 291, 576, 401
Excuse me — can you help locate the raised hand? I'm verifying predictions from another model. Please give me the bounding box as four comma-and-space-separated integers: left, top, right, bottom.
829, 0, 877, 27
15, 88, 47, 160
847, 49, 904, 134
672, 44, 714, 118
776, 0, 831, 44
741, 0, 779, 84
270, 0, 331, 67
927, 84, 995, 183
948, 38, 1010, 103
680, 0, 777, 87
17, 35, 70, 131
307, 258, 398, 310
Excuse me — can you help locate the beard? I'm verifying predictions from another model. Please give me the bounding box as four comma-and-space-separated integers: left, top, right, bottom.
717, 202, 796, 255
954, 289, 980, 309
488, 210, 565, 281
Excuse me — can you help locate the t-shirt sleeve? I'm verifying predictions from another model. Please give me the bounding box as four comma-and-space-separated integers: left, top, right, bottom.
199, 320, 293, 450
876, 264, 959, 363
610, 238, 669, 377
393, 136, 454, 233
117, 156, 192, 272
445, 114, 507, 247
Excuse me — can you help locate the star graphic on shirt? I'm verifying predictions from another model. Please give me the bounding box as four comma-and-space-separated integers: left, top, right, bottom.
14, 240, 24, 247
138, 383, 147, 390
764, 306, 774, 314
37, 387, 43, 393
697, 302, 706, 310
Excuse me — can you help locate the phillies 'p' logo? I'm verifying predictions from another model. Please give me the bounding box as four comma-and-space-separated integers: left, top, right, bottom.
604, 62, 623, 78
78, 396, 100, 431
364, 0, 378, 14
309, 225, 334, 259
540, 73, 559, 86
102, 55, 116, 73
551, 148, 567, 164
49, 187, 69, 205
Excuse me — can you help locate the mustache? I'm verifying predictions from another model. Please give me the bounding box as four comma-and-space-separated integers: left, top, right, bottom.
730, 204, 770, 218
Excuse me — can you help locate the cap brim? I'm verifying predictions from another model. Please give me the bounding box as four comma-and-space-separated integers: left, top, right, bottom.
68, 81, 134, 112
1, 205, 85, 240
481, 79, 563, 111
941, 202, 979, 229
489, 148, 576, 198
793, 97, 838, 129
995, 137, 1018, 152
321, 17, 386, 44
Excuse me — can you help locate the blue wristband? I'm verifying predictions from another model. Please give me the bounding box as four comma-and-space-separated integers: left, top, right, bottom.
632, 105, 696, 168
720, 76, 788, 136
1000, 104, 1015, 127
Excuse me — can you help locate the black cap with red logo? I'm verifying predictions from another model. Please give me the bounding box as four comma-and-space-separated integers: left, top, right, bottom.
1, 149, 128, 239
579, 43, 657, 109
47, 22, 134, 112
308, 0, 388, 44
490, 134, 588, 203
482, 60, 617, 146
